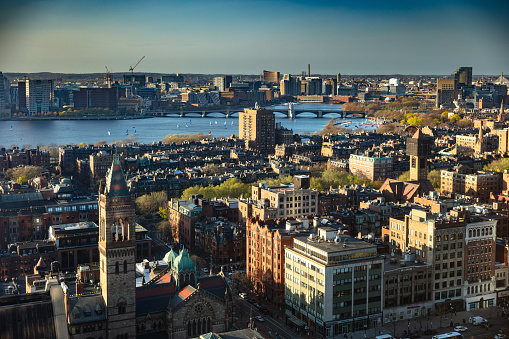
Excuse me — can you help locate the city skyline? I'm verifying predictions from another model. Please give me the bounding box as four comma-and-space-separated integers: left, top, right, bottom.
0, 0, 508, 75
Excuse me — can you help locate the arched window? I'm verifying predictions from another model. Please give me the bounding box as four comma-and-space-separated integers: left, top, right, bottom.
188, 322, 191, 336
123, 260, 127, 274
202, 318, 207, 334
115, 262, 119, 274
207, 318, 211, 332
117, 298, 126, 314
193, 320, 197, 336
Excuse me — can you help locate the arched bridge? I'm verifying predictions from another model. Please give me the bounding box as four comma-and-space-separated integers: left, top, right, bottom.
155, 107, 364, 119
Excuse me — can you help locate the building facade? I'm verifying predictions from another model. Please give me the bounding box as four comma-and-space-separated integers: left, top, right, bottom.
285, 229, 383, 338
239, 106, 275, 153
349, 153, 393, 182
26, 79, 53, 115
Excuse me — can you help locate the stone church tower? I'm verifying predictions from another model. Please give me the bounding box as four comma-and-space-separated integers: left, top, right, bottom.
407, 128, 433, 181
98, 156, 137, 338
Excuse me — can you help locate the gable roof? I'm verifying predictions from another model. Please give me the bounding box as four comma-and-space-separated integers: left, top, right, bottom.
136, 283, 174, 315
171, 285, 196, 308
105, 156, 130, 198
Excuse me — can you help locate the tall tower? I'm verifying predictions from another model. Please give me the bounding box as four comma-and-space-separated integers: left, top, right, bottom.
99, 156, 137, 338
407, 128, 433, 181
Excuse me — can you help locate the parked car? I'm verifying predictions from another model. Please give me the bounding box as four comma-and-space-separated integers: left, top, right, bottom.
202, 268, 209, 273
480, 321, 492, 328
454, 326, 468, 332
255, 316, 264, 322
239, 292, 247, 299
247, 298, 255, 304
259, 306, 269, 314
494, 334, 507, 339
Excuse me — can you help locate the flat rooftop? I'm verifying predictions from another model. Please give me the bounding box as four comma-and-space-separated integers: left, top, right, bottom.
294, 234, 376, 254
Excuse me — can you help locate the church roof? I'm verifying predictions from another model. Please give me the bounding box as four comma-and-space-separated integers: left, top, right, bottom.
105, 156, 130, 198
172, 248, 196, 274
171, 285, 196, 308
162, 249, 178, 265
412, 128, 427, 139
36, 257, 47, 269
136, 283, 174, 315
197, 275, 229, 299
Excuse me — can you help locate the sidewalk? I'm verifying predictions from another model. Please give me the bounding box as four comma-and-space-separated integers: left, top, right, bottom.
342, 306, 505, 339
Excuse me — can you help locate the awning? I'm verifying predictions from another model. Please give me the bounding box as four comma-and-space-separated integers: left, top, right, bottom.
288, 315, 306, 327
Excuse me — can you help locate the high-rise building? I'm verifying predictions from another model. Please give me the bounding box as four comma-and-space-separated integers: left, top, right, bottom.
239, 106, 275, 153
280, 74, 298, 96
452, 67, 472, 88
407, 129, 432, 181
74, 87, 120, 110
285, 229, 383, 337
26, 79, 53, 115
213, 75, 232, 92
17, 80, 26, 109
98, 155, 137, 338
263, 70, 280, 84
0, 72, 10, 114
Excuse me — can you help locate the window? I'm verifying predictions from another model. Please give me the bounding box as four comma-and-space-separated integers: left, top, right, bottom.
115, 262, 119, 274
123, 260, 127, 274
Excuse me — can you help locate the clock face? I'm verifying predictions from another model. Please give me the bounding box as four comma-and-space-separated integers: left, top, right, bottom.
194, 304, 204, 315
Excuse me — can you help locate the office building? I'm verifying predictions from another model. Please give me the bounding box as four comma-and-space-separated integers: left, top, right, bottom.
263, 70, 280, 84
73, 87, 120, 110
213, 75, 232, 92
452, 67, 472, 88
285, 229, 383, 337
0, 72, 10, 114
123, 74, 146, 87
239, 106, 275, 153
383, 254, 433, 322
349, 152, 393, 182
26, 79, 53, 115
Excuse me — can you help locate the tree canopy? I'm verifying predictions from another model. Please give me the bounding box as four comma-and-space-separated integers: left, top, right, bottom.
161, 132, 207, 144
136, 191, 168, 215
484, 158, 509, 172
5, 166, 43, 182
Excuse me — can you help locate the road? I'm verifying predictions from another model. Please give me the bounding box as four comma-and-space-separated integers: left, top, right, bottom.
226, 276, 305, 339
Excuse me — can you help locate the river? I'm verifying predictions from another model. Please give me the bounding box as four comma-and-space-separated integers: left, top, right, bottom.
0, 104, 377, 147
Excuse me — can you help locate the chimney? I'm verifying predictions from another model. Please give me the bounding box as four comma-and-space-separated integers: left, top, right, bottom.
308, 64, 311, 77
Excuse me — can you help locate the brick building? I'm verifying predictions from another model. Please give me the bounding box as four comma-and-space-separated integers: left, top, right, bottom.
246, 217, 298, 305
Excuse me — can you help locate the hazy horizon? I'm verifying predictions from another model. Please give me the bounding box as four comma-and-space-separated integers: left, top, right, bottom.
1, 0, 508, 75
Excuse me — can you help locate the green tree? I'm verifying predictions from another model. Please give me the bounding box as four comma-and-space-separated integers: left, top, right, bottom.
449, 114, 461, 123
5, 166, 43, 181
17, 176, 28, 185
428, 170, 441, 190
397, 171, 410, 181
484, 158, 509, 172
136, 191, 168, 215
158, 207, 168, 219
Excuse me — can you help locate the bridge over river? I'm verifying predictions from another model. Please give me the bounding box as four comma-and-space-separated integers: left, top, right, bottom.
153, 104, 365, 119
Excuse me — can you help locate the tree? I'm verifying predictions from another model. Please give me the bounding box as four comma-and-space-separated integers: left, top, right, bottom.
5, 166, 43, 181
17, 176, 28, 185
158, 207, 168, 219
428, 170, 441, 190
449, 114, 461, 123
484, 158, 509, 172
156, 220, 173, 242
136, 191, 168, 215
341, 102, 364, 112
397, 171, 410, 181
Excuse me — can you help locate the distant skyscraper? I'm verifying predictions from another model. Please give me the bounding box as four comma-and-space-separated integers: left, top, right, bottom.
452, 67, 472, 89
239, 106, 275, 153
26, 79, 53, 115
263, 70, 280, 84
17, 80, 26, 109
337, 73, 341, 84
0, 72, 10, 113
213, 75, 232, 91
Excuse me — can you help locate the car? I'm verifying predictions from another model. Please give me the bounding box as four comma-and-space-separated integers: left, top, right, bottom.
259, 306, 269, 314
253, 303, 261, 309
254, 316, 264, 322
480, 322, 492, 328
202, 268, 209, 273
454, 326, 468, 332
239, 292, 247, 299
495, 335, 508, 339
247, 298, 255, 304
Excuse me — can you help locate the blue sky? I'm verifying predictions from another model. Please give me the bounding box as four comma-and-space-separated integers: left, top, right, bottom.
0, 0, 507, 75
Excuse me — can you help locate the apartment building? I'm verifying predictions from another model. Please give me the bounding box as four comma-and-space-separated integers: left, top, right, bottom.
249, 175, 318, 219
349, 152, 393, 182
246, 217, 298, 305
285, 228, 383, 338
239, 106, 275, 153
463, 220, 497, 310
441, 168, 501, 202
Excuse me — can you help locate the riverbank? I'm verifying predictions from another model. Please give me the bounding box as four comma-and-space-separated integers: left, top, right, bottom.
2, 115, 149, 121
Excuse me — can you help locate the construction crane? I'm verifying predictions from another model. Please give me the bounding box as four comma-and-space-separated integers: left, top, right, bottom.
105, 66, 111, 88
128, 56, 145, 87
